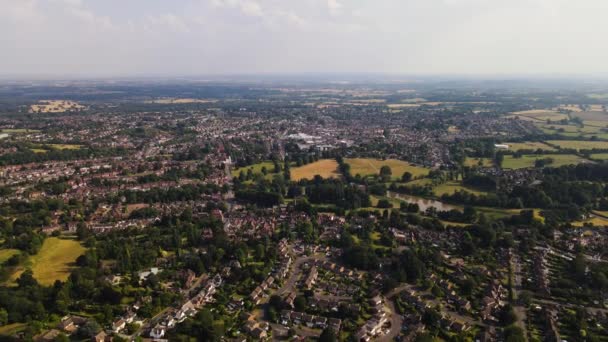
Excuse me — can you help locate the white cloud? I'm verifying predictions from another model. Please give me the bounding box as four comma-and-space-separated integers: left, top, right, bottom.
1, 0, 608, 76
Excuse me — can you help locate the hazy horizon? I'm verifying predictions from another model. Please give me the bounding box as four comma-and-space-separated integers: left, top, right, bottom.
2, 0, 608, 77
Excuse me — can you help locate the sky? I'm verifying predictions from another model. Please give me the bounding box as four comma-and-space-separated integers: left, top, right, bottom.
1, 0, 608, 77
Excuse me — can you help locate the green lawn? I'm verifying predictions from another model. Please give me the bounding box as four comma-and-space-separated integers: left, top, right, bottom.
0, 323, 26, 336
0, 249, 19, 263
547, 140, 608, 150
291, 159, 341, 181
502, 154, 587, 169
8, 237, 86, 286
590, 153, 608, 160
464, 158, 494, 168
504, 142, 556, 151
232, 161, 279, 180
345, 158, 430, 180
433, 181, 488, 197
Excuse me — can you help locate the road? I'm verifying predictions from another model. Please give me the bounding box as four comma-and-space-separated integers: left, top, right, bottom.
387, 283, 484, 327
511, 253, 528, 339
377, 297, 404, 342
276, 254, 325, 296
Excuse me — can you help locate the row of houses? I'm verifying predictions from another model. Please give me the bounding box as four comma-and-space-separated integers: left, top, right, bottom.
150, 274, 222, 339
279, 310, 342, 332
250, 275, 275, 305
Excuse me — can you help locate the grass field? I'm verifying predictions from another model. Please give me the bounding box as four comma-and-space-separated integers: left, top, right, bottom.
345, 158, 430, 180
572, 111, 608, 122
509, 110, 568, 122
8, 237, 85, 286
48, 144, 82, 150
148, 98, 217, 104
1, 129, 41, 133
0, 249, 19, 263
0, 323, 26, 336
464, 158, 494, 167
587, 93, 608, 100
30, 148, 48, 154
502, 154, 587, 169
433, 181, 488, 197
30, 100, 85, 113
504, 142, 556, 151
232, 161, 278, 180
546, 140, 608, 150
572, 216, 608, 227
291, 159, 340, 181
590, 153, 608, 160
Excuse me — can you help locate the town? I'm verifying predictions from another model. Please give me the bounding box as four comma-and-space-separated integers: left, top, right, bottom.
0, 79, 607, 342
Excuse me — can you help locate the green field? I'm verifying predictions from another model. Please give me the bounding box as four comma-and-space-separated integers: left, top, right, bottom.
48, 144, 82, 150
0, 323, 26, 336
502, 154, 587, 169
433, 181, 488, 197
291, 159, 340, 181
590, 153, 608, 160
0, 249, 19, 263
572, 216, 608, 227
8, 237, 86, 286
572, 111, 608, 122
509, 110, 568, 122
504, 142, 556, 151
345, 158, 430, 180
0, 129, 40, 134
232, 161, 278, 180
464, 158, 494, 168
546, 140, 608, 150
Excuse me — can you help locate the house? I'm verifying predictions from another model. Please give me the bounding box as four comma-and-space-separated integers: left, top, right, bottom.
34, 329, 61, 342
369, 295, 383, 306
250, 327, 267, 340
112, 319, 126, 332
57, 315, 87, 334
92, 331, 111, 342
303, 314, 315, 328
328, 318, 342, 332
314, 316, 328, 329
150, 324, 166, 339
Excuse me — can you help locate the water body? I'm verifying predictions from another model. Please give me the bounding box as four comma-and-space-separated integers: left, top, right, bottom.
387, 191, 460, 212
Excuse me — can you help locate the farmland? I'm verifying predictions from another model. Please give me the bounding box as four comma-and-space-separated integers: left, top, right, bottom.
345, 158, 430, 180
290, 159, 340, 181
502, 154, 587, 169
546, 140, 608, 150
8, 237, 86, 286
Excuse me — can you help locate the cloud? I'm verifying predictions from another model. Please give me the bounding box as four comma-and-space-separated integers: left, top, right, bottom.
327, 0, 342, 15
211, 0, 264, 17
1, 0, 608, 76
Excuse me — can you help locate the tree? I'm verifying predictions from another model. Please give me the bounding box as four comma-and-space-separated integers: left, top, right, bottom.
294, 296, 307, 311
0, 308, 7, 326
401, 171, 413, 182
504, 325, 526, 342
380, 165, 392, 181
319, 327, 337, 342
